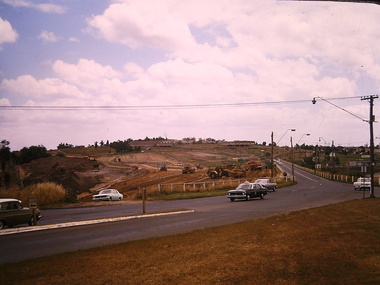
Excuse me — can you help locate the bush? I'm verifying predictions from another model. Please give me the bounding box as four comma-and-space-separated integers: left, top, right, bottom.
0, 182, 66, 207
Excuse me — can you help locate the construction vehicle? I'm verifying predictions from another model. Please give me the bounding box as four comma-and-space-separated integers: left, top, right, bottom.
207, 165, 246, 179
245, 161, 263, 171
157, 162, 167, 171
207, 166, 225, 179
182, 165, 195, 174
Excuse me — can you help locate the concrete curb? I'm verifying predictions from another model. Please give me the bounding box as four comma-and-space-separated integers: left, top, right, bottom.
0, 210, 195, 236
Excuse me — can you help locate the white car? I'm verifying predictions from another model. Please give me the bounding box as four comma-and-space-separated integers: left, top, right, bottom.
92, 189, 123, 201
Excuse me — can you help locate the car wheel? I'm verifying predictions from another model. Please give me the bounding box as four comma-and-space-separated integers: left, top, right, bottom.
28, 217, 35, 226
260, 194, 264, 199
246, 194, 250, 201
0, 220, 4, 229
230, 198, 235, 202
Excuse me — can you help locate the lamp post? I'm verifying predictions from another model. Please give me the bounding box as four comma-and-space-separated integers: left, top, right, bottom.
297, 133, 310, 162
272, 129, 295, 178
291, 136, 295, 182
277, 129, 296, 146
297, 133, 310, 145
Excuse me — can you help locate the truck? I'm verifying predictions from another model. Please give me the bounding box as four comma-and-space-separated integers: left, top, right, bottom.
245, 161, 263, 171
182, 165, 195, 174
253, 178, 277, 191
353, 177, 371, 191
227, 181, 268, 201
207, 165, 246, 179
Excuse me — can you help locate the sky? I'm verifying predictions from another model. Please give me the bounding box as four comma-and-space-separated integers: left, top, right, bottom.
0, 0, 379, 151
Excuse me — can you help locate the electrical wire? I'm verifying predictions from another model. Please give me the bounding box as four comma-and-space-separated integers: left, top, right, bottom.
0, 96, 366, 111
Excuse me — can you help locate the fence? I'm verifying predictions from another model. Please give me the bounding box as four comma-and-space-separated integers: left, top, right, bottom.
295, 164, 380, 185
157, 176, 285, 193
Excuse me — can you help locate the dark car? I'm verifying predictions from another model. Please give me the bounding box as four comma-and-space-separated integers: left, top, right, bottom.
227, 181, 268, 201
0, 198, 41, 229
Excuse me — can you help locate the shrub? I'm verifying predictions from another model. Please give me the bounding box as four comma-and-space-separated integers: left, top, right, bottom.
0, 182, 66, 207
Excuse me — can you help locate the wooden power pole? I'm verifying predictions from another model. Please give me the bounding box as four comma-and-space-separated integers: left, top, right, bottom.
361, 95, 378, 198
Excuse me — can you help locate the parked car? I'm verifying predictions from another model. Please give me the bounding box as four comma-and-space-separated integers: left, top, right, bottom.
253, 178, 277, 191
0, 198, 41, 229
353, 177, 371, 191
92, 189, 123, 201
227, 181, 268, 201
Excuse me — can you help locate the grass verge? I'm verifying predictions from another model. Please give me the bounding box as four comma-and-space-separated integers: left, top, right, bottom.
1, 198, 379, 284
147, 180, 296, 201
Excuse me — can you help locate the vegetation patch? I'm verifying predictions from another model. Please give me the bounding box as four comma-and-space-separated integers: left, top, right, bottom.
0, 182, 66, 206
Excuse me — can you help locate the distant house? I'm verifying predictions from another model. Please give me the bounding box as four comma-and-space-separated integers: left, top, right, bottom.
129, 141, 157, 149
156, 139, 179, 147
222, 141, 256, 147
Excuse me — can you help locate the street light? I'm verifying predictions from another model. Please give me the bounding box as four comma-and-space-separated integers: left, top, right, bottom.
297, 133, 310, 162
297, 133, 310, 145
271, 128, 295, 179
277, 129, 296, 145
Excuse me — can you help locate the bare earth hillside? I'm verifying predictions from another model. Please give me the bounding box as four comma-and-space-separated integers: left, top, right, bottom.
18, 144, 273, 202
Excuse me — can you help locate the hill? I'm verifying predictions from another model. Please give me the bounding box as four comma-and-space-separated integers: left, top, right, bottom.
17, 144, 276, 202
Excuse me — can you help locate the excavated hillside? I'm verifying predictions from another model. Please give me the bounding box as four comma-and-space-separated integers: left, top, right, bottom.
17, 144, 275, 201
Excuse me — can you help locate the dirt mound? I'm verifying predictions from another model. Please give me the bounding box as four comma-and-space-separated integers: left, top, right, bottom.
19, 156, 105, 194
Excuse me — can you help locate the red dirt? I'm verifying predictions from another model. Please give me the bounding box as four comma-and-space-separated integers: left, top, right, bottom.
17, 146, 273, 202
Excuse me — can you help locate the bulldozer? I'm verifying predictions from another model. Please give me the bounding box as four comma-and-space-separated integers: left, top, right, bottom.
245, 161, 263, 171
182, 165, 195, 174
207, 166, 225, 179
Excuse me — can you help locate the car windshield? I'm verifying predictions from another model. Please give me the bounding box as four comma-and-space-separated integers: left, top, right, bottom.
236, 183, 250, 190
99, 190, 112, 194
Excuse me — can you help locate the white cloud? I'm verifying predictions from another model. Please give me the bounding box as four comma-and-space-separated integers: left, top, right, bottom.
68, 37, 79, 43
87, 1, 196, 50
0, 98, 11, 106
38, 30, 59, 43
0, 17, 19, 47
3, 0, 66, 14
1, 75, 87, 101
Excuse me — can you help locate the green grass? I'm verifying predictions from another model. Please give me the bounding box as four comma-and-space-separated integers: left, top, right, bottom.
1, 198, 379, 284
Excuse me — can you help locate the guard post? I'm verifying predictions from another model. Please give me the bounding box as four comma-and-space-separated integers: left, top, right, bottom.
142, 187, 146, 214
29, 195, 38, 226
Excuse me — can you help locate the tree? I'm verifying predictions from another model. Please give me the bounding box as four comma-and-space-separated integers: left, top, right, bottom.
17, 145, 51, 164
57, 143, 73, 149
0, 140, 11, 188
109, 140, 133, 153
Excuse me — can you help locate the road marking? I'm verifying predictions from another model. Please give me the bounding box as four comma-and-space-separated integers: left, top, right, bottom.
0, 210, 195, 236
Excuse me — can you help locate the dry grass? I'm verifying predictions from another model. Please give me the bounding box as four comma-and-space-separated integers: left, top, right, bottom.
0, 182, 66, 206
1, 199, 380, 284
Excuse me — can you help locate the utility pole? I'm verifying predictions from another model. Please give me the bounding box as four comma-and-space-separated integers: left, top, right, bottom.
291, 136, 295, 182
271, 131, 274, 178
361, 95, 378, 198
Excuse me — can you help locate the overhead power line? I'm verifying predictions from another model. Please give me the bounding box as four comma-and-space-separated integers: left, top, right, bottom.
0, 96, 365, 110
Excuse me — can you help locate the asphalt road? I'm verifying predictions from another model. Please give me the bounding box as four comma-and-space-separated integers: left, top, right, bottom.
0, 161, 369, 265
